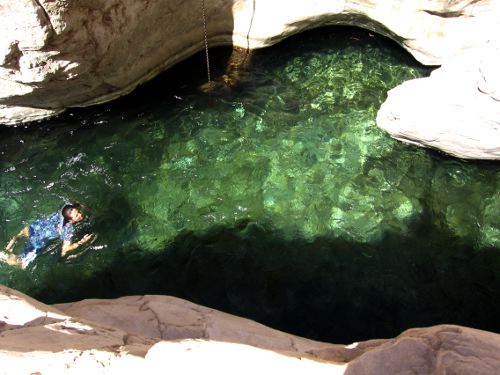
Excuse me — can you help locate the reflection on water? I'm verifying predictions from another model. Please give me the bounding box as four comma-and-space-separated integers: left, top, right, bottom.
0, 27, 499, 344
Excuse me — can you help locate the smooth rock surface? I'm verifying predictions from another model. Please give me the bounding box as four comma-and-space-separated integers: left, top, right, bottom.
54, 294, 356, 357
0, 0, 499, 159
0, 285, 353, 374
377, 42, 500, 160
345, 325, 500, 375
3, 285, 500, 374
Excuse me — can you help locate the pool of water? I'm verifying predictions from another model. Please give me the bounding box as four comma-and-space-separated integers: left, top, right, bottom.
1, 27, 499, 344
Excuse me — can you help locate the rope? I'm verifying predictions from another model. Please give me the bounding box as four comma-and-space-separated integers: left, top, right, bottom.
201, 0, 212, 88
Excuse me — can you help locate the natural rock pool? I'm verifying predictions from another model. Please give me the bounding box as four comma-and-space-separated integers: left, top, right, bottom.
1, 27, 499, 344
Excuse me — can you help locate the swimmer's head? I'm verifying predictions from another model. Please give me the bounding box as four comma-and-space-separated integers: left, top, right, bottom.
62, 205, 84, 224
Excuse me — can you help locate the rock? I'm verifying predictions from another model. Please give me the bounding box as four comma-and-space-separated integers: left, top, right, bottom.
2, 285, 500, 374
377, 43, 500, 160
0, 285, 159, 373
0, 285, 354, 373
345, 325, 500, 375
53, 294, 347, 355
143, 340, 346, 375
0, 0, 499, 159
0, 0, 236, 125
0, 284, 67, 330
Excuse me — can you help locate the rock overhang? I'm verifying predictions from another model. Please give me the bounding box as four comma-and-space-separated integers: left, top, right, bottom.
0, 0, 498, 159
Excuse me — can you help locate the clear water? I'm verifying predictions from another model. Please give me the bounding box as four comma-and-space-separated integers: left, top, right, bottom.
1, 28, 500, 344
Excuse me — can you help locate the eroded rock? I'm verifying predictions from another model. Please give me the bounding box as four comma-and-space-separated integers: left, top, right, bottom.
2, 285, 500, 374
377, 43, 500, 160
0, 0, 499, 160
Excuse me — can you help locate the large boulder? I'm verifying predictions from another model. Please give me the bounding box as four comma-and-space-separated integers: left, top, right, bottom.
0, 285, 359, 374
377, 43, 500, 160
0, 0, 499, 159
2, 285, 500, 374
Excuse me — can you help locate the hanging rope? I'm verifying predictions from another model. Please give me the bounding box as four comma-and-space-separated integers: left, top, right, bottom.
201, 0, 212, 90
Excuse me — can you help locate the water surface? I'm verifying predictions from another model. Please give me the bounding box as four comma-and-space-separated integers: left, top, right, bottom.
1, 27, 499, 343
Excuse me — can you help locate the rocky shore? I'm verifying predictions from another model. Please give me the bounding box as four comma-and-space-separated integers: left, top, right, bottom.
1, 0, 499, 159
2, 285, 500, 374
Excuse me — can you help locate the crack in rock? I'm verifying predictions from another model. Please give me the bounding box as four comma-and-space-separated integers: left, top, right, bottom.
138, 301, 165, 338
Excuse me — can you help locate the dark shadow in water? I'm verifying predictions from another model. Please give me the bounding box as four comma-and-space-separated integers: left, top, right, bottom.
30, 212, 500, 345
1, 25, 498, 345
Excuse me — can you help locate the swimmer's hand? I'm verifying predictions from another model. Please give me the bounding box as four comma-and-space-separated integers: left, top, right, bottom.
62, 233, 97, 257
64, 234, 100, 262
78, 233, 96, 246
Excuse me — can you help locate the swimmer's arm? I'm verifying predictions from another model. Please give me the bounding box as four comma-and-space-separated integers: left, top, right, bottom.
61, 233, 94, 256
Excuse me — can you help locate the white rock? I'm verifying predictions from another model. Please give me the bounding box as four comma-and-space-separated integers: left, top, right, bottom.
377, 44, 500, 160
0, 0, 499, 159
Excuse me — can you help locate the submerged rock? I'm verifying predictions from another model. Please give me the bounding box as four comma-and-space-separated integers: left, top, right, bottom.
478, 195, 500, 248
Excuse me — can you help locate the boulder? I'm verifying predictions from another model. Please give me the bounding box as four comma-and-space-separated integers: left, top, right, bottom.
345, 325, 500, 375
0, 285, 356, 374
377, 43, 500, 160
2, 285, 500, 374
53, 294, 354, 356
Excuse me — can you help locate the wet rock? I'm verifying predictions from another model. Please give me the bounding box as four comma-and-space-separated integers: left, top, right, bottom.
478, 195, 500, 249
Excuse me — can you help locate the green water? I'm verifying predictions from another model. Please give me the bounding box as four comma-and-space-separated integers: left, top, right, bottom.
1, 28, 500, 344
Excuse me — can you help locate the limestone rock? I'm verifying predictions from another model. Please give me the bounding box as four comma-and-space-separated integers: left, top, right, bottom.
0, 0, 500, 159
0, 285, 351, 374
143, 340, 346, 375
54, 294, 349, 356
377, 43, 500, 160
0, 0, 236, 125
0, 1, 499, 159
0, 285, 159, 374
345, 325, 500, 375
3, 285, 500, 374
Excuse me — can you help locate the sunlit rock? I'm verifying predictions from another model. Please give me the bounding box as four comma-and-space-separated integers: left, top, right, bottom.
0, 0, 499, 159
0, 285, 357, 373
344, 325, 500, 375
377, 43, 500, 160
2, 285, 500, 374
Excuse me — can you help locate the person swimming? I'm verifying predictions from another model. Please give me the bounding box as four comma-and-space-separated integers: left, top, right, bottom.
2, 202, 95, 269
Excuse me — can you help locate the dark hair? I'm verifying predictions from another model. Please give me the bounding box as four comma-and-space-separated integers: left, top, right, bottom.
61, 204, 79, 224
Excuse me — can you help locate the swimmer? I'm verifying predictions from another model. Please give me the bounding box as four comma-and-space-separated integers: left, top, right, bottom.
2, 202, 95, 269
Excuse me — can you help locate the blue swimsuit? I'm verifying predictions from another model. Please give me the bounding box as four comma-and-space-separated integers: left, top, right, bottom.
21, 211, 74, 265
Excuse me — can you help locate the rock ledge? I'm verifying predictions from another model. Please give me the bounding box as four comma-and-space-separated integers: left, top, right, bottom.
2, 285, 500, 374
0, 0, 499, 159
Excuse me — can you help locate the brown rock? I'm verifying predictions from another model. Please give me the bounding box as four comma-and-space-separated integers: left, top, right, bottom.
2, 285, 500, 374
